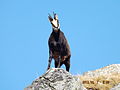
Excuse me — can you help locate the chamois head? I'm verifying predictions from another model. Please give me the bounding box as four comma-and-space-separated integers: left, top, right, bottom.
48, 12, 60, 30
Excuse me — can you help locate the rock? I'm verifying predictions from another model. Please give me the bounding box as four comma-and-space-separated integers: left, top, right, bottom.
25, 68, 87, 90
83, 64, 120, 77
81, 64, 120, 90
25, 64, 120, 90
110, 83, 120, 90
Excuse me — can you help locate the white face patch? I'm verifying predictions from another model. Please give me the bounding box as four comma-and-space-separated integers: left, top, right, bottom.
51, 19, 58, 28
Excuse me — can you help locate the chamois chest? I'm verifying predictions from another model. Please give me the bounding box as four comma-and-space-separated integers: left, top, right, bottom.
49, 32, 61, 52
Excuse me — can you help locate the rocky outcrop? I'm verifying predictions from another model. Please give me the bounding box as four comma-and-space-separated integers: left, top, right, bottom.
25, 68, 87, 90
81, 64, 120, 90
25, 64, 120, 90
83, 64, 120, 77
111, 83, 120, 90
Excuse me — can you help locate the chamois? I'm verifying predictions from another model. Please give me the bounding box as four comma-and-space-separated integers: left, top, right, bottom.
47, 12, 71, 72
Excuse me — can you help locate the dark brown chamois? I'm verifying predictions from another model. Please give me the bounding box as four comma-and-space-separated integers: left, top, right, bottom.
47, 12, 71, 72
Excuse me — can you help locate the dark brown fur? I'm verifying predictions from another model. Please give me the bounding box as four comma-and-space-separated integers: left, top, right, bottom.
47, 29, 71, 72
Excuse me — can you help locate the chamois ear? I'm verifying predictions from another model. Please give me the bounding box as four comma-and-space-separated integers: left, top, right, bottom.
53, 12, 58, 20
48, 14, 53, 22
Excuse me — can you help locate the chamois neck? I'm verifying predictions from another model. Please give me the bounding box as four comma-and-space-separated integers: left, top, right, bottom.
52, 28, 60, 41
52, 28, 60, 33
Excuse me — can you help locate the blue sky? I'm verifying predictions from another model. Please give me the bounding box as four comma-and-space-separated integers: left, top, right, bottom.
0, 0, 120, 90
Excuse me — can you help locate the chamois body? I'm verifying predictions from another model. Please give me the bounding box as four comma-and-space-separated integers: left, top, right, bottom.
47, 13, 71, 72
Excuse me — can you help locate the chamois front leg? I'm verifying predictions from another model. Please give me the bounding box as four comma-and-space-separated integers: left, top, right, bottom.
47, 51, 52, 70
57, 56, 61, 68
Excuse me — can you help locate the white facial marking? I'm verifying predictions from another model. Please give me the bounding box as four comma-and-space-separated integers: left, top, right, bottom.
52, 19, 58, 27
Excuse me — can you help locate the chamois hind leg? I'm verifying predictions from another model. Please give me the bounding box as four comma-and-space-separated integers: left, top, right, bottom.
55, 60, 58, 68
64, 56, 70, 72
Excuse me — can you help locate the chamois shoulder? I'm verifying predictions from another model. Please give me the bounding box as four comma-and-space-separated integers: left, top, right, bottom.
59, 30, 67, 39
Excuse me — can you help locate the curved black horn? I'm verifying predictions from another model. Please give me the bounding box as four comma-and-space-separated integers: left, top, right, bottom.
53, 12, 56, 15
53, 12, 58, 20
48, 13, 52, 18
48, 13, 53, 21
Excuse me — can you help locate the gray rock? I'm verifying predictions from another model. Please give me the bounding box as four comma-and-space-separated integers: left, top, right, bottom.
25, 68, 87, 90
110, 83, 120, 90
83, 64, 120, 77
